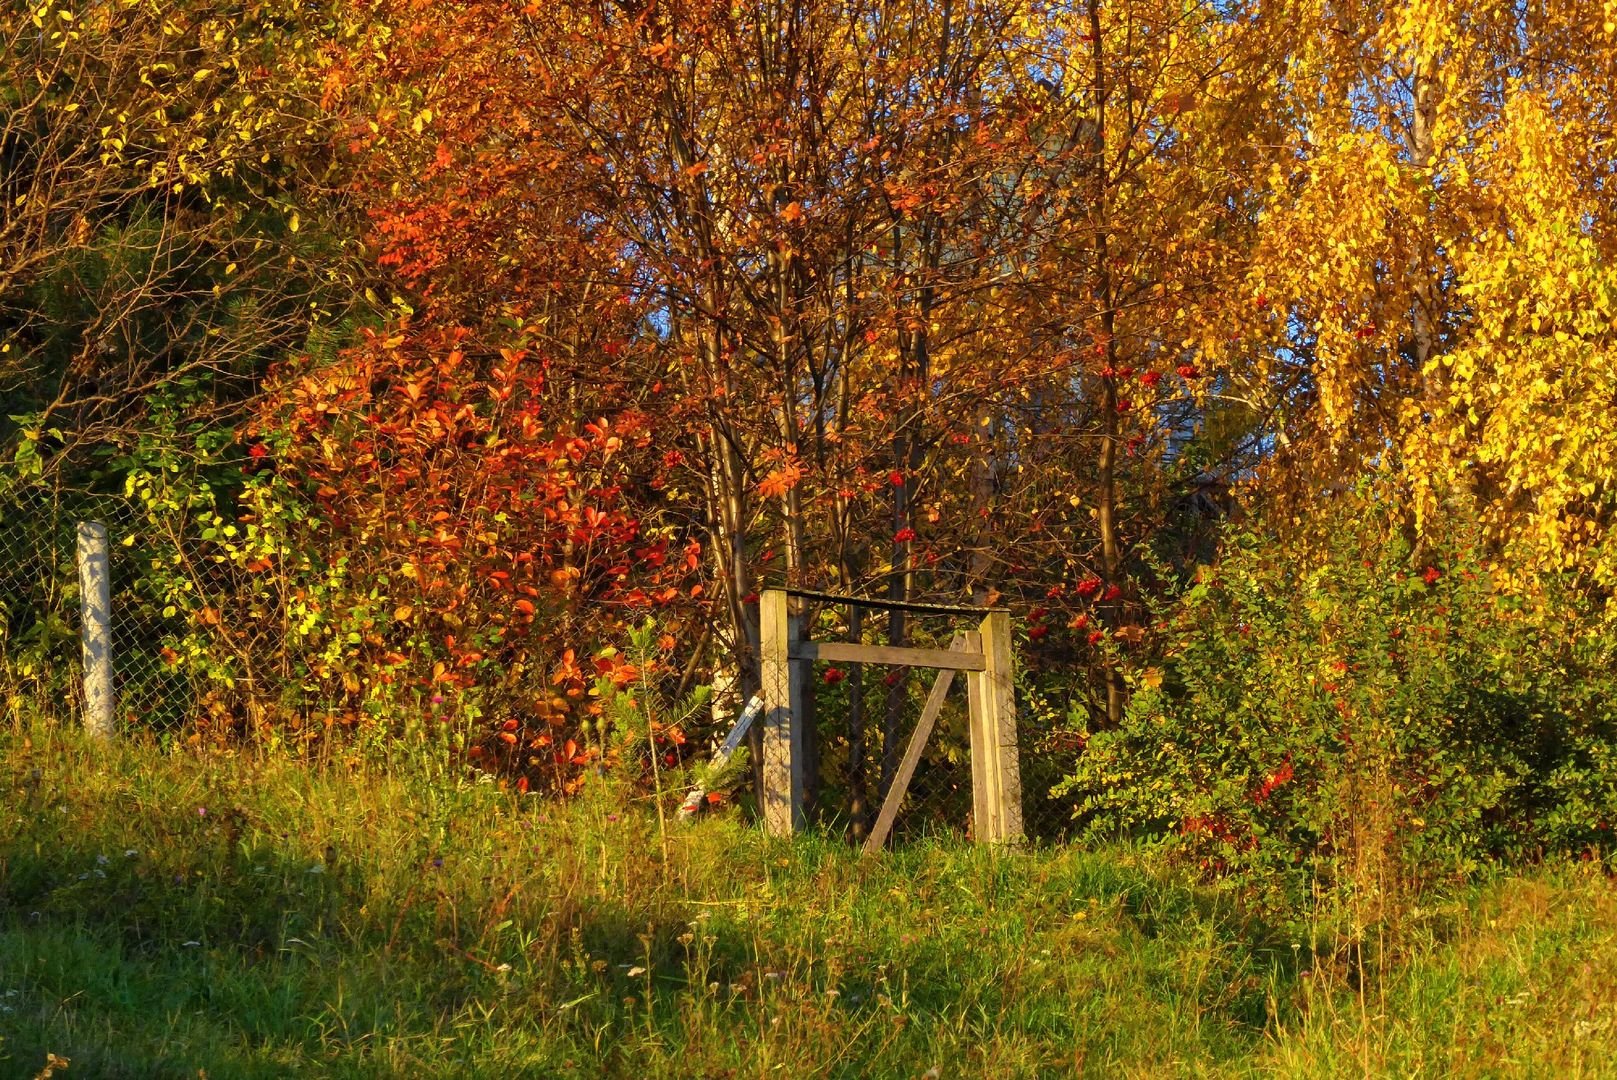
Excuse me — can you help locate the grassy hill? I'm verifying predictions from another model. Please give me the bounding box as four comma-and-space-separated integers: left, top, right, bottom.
1, 726, 1614, 1078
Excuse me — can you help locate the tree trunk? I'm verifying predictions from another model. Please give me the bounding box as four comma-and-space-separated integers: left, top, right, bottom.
1089, 0, 1126, 727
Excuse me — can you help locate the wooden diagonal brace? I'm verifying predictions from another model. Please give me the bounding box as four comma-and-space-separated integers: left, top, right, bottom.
862, 633, 974, 855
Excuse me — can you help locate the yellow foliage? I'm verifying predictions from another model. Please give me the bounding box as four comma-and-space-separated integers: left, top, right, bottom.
1232, 0, 1617, 605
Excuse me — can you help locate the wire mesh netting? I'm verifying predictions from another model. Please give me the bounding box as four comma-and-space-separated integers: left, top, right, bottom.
1015, 716, 1085, 844
1, 487, 80, 722
791, 601, 1078, 846
802, 661, 974, 844
5, 488, 99, 722
3, 487, 183, 730
3, 487, 1078, 842
0, 485, 291, 736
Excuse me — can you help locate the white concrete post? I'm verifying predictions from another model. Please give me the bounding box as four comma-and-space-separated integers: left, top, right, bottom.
77, 521, 115, 738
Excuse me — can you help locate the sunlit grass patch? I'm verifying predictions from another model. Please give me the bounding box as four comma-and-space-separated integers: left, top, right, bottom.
1, 724, 1613, 1078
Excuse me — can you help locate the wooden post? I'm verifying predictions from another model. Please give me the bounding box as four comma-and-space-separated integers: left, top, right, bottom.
77, 521, 115, 739
846, 606, 868, 838
678, 693, 764, 822
967, 610, 1022, 842
965, 636, 993, 840
790, 613, 817, 822
759, 590, 803, 835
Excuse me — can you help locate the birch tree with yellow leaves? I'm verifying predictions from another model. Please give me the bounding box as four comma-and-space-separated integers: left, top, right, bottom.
1225, 1, 1617, 604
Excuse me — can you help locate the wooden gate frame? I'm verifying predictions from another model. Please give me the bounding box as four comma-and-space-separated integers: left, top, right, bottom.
757, 588, 1022, 847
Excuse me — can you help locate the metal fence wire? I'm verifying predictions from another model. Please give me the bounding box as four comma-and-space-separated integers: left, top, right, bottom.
0, 486, 79, 723
1016, 731, 1083, 844
0, 486, 197, 731
2, 487, 1078, 841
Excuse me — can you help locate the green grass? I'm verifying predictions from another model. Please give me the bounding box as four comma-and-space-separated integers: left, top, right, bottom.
1, 726, 1614, 1078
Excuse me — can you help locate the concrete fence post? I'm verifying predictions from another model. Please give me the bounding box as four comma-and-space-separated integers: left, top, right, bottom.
76, 521, 115, 738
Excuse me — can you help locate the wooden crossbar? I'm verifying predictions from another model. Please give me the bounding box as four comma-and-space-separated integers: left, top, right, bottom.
787, 640, 987, 671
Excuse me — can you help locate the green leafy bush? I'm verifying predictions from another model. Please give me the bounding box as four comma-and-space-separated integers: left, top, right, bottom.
1059, 498, 1617, 909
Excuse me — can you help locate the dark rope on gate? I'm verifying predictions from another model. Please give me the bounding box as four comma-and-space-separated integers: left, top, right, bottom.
781, 587, 1007, 617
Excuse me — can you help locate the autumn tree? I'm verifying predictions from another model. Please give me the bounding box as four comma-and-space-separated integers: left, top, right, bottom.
216, 0, 1617, 807
1, 0, 358, 486
1221, 2, 1617, 601
332, 0, 1059, 790
309, 0, 1290, 790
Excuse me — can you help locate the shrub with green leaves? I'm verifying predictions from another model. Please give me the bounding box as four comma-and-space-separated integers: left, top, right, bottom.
1059, 498, 1617, 909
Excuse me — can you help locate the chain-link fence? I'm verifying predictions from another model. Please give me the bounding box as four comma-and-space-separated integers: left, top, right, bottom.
0, 485, 272, 736
1, 486, 79, 723
1015, 714, 1084, 844
805, 676, 1077, 846
2, 487, 191, 731
3, 487, 1078, 841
